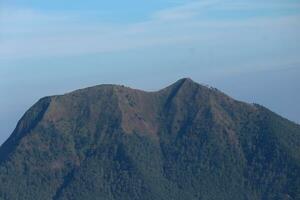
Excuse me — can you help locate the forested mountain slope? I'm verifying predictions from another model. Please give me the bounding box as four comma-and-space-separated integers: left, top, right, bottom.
0, 78, 299, 200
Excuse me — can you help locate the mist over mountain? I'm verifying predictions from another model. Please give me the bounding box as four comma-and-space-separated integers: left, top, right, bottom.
0, 78, 299, 200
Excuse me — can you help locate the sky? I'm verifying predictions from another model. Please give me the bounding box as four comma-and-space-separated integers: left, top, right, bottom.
0, 0, 300, 144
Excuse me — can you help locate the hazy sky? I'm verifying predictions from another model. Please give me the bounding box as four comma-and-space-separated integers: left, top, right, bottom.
1, 0, 300, 144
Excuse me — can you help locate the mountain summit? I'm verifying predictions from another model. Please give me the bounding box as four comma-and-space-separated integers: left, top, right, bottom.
0, 79, 299, 200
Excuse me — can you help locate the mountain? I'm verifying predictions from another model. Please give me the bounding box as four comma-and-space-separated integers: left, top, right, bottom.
0, 78, 299, 200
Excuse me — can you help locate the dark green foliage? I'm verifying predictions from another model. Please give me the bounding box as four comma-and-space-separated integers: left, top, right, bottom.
0, 79, 299, 200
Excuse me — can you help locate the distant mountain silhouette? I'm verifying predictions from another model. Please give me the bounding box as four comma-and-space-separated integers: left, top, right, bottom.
0, 78, 299, 200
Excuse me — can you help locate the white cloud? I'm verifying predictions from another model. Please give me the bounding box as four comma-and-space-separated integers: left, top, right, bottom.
151, 0, 220, 21
0, 1, 300, 61
214, 1, 300, 11
0, 7, 73, 24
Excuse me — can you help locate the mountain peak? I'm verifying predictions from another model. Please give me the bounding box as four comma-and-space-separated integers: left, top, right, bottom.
173, 77, 197, 87
178, 77, 194, 83
161, 77, 201, 94
0, 79, 299, 200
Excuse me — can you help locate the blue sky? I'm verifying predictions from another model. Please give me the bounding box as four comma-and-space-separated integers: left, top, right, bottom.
1, 0, 300, 144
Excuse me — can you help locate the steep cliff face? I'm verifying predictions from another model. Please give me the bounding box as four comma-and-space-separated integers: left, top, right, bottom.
0, 78, 299, 200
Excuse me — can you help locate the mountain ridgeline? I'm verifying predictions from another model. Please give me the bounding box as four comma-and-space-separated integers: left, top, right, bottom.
0, 78, 299, 200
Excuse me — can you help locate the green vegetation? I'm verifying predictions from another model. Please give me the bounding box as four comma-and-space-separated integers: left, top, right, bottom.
0, 79, 299, 200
